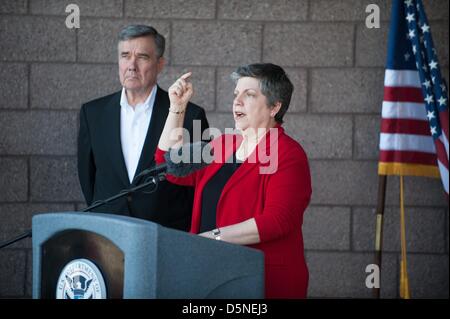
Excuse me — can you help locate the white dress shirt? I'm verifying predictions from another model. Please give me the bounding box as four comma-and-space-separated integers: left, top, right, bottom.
120, 86, 157, 183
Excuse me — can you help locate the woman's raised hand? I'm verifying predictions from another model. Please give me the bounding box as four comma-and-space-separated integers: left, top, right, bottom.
168, 72, 193, 111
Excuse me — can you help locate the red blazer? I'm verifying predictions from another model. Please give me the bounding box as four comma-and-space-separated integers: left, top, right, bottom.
155, 125, 312, 298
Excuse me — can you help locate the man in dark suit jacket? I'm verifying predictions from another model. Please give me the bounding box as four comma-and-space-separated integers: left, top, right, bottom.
78, 25, 209, 231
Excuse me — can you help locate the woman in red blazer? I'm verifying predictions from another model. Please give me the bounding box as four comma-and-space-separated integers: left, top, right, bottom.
155, 63, 312, 298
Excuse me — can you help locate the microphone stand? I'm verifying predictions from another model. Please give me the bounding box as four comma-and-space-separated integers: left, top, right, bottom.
0, 173, 166, 249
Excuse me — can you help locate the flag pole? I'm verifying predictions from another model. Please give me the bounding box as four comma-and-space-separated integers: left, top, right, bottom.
399, 175, 411, 298
373, 174, 387, 298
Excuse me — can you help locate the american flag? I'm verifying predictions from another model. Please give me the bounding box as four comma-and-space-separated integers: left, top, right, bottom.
379, 0, 449, 196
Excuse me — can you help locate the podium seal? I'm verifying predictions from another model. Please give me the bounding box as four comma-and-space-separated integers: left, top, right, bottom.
56, 258, 107, 299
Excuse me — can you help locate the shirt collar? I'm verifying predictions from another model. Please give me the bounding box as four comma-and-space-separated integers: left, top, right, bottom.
120, 85, 157, 113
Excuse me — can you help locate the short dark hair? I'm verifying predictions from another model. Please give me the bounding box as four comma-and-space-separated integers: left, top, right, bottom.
231, 63, 293, 124
118, 25, 165, 58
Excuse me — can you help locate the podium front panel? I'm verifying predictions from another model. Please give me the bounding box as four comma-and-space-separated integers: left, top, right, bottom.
33, 212, 264, 299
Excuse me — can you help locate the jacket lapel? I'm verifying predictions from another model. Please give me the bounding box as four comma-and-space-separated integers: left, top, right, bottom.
104, 92, 131, 186
219, 126, 283, 202
132, 86, 169, 185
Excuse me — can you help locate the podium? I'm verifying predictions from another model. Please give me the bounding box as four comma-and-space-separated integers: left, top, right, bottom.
32, 212, 264, 299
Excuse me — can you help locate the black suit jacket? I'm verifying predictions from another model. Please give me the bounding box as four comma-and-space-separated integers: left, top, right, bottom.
77, 87, 209, 231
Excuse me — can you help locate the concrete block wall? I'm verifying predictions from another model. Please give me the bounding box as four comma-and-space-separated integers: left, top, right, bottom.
0, 0, 448, 298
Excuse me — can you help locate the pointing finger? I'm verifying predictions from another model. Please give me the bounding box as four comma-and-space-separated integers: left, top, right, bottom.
180, 72, 192, 81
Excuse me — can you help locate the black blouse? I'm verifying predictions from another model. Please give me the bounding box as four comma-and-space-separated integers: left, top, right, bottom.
199, 153, 242, 232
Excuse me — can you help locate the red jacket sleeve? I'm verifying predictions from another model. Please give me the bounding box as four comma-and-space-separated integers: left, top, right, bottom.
253, 146, 312, 243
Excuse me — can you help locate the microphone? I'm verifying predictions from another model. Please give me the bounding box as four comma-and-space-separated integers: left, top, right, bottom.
164, 141, 213, 177
133, 163, 167, 180
134, 141, 213, 179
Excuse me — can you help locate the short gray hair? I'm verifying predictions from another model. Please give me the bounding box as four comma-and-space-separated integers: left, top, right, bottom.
118, 25, 165, 58
231, 63, 293, 124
